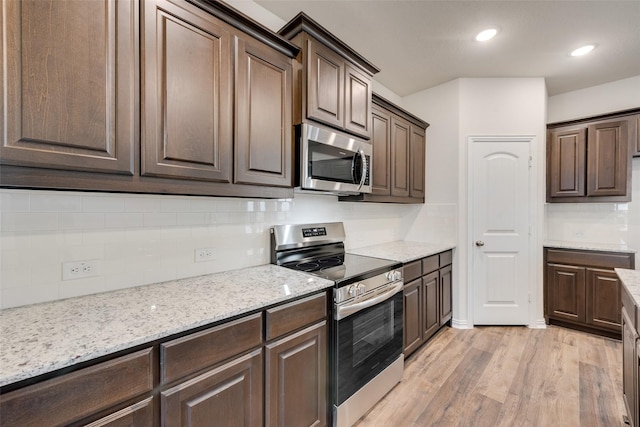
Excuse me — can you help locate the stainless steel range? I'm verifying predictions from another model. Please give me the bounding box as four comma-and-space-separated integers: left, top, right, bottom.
270, 222, 404, 427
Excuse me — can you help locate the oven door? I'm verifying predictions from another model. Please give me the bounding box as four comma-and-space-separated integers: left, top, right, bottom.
299, 123, 371, 194
333, 281, 403, 405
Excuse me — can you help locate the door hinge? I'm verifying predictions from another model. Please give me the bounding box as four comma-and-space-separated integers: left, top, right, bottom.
528, 155, 533, 169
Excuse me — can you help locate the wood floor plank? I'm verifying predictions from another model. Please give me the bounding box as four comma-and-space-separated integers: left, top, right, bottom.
414, 347, 493, 425
579, 362, 626, 427
352, 326, 625, 427
474, 326, 529, 403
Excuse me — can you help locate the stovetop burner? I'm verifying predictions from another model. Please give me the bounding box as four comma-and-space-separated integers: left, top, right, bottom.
294, 255, 345, 272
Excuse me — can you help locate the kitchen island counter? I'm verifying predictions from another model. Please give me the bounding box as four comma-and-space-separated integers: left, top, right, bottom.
0, 265, 333, 388
348, 240, 455, 263
617, 268, 640, 305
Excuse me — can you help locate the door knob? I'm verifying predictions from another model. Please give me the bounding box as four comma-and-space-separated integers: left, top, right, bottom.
475, 241, 485, 247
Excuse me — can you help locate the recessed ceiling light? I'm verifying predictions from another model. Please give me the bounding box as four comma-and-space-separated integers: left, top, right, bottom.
475, 28, 499, 42
570, 44, 596, 57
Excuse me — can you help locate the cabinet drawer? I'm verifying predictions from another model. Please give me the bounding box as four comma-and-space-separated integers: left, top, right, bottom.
266, 292, 327, 340
404, 260, 422, 282
161, 313, 262, 384
439, 250, 453, 267
622, 284, 637, 330
84, 396, 155, 427
545, 248, 634, 269
422, 255, 439, 274
0, 348, 154, 427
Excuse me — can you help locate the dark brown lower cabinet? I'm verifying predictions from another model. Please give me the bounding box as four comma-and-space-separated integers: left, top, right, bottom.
162, 349, 263, 427
265, 322, 327, 427
0, 291, 329, 427
403, 250, 453, 358
544, 247, 634, 338
622, 301, 638, 427
0, 348, 155, 426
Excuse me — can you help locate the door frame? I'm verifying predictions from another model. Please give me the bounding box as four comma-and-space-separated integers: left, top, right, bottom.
466, 135, 540, 327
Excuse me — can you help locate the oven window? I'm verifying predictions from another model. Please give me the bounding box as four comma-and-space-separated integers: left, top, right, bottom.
334, 291, 403, 405
352, 303, 394, 367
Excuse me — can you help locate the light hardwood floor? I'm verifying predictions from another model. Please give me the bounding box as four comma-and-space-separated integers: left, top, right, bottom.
353, 326, 625, 427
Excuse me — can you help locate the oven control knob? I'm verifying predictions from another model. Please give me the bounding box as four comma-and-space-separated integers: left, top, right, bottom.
387, 270, 402, 282
348, 285, 358, 298
357, 283, 366, 295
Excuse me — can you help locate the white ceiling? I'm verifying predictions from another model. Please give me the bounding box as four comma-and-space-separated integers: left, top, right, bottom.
255, 0, 640, 97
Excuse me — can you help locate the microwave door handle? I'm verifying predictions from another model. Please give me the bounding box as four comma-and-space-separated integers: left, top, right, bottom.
355, 149, 367, 191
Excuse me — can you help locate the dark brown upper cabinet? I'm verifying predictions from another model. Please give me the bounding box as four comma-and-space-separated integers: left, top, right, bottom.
142, 0, 233, 183
0, 0, 138, 175
341, 93, 429, 204
234, 35, 293, 187
1, 0, 299, 198
547, 110, 638, 203
278, 13, 378, 140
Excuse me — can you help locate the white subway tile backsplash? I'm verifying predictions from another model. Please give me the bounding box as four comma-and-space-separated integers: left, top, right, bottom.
125, 197, 161, 212
30, 193, 82, 212
2, 212, 59, 232
0, 192, 30, 212
59, 213, 105, 230
143, 213, 177, 227
0, 189, 424, 308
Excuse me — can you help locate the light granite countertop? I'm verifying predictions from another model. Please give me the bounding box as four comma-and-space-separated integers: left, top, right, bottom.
348, 241, 456, 263
0, 265, 333, 388
617, 268, 640, 307
544, 240, 637, 254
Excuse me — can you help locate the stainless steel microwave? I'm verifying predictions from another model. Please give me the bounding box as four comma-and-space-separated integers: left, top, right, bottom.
296, 123, 372, 195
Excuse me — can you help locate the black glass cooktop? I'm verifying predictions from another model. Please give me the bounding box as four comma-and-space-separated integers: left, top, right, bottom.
282, 253, 401, 285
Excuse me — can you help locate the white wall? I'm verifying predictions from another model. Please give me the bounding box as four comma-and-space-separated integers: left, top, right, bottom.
400, 78, 547, 329
548, 75, 640, 123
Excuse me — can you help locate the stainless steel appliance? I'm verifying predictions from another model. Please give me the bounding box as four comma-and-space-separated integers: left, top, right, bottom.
270, 222, 403, 427
296, 123, 372, 195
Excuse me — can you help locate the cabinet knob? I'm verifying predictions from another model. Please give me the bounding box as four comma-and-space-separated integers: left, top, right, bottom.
475, 241, 485, 247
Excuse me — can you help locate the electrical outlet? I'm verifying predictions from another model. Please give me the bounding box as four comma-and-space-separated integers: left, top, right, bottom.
195, 248, 215, 262
62, 260, 101, 280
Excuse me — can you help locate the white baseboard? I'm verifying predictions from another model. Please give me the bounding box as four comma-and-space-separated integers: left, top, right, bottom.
451, 318, 473, 329
528, 319, 547, 329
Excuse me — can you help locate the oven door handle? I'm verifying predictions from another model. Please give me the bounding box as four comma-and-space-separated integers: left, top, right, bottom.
335, 280, 403, 320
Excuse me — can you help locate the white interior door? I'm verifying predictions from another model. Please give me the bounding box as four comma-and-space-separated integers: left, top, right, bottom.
471, 137, 531, 325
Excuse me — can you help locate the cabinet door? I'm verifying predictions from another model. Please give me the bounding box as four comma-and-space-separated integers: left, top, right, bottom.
265, 322, 327, 427
390, 117, 411, 198
403, 278, 423, 357
623, 308, 638, 427
370, 106, 392, 195
423, 272, 440, 342
162, 348, 263, 427
586, 268, 622, 332
84, 397, 154, 427
0, 0, 137, 175
547, 128, 587, 198
546, 263, 586, 323
439, 264, 453, 325
306, 39, 344, 130
635, 115, 640, 157
142, 0, 232, 182
235, 35, 293, 187
344, 64, 372, 138
409, 125, 426, 200
587, 120, 629, 196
